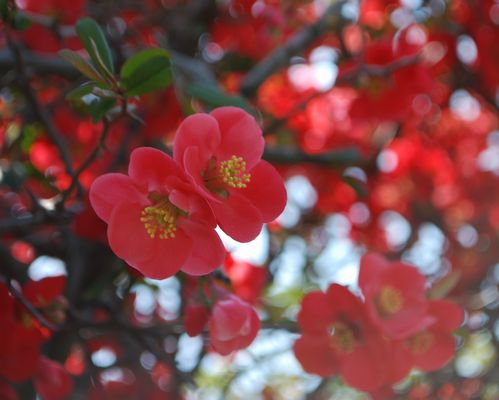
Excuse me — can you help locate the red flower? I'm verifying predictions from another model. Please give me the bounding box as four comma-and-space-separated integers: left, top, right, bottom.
89, 147, 225, 279
173, 107, 287, 242
208, 294, 260, 355
0, 284, 43, 382
395, 299, 464, 372
184, 303, 210, 337
34, 357, 73, 400
224, 253, 267, 304
359, 253, 433, 339
293, 284, 390, 392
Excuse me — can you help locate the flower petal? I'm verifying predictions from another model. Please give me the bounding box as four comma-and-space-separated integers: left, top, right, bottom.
136, 228, 193, 279
210, 192, 263, 242
211, 107, 264, 169
180, 220, 225, 275
107, 202, 158, 265
293, 335, 338, 377
297, 291, 336, 334
89, 173, 144, 223
173, 113, 221, 167
428, 300, 464, 332
241, 160, 287, 222
128, 147, 184, 192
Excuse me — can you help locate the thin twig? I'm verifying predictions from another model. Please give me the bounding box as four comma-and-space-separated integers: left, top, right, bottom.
239, 0, 350, 96
3, 277, 60, 332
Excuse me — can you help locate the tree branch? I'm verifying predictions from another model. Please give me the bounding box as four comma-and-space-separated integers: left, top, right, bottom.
239, 0, 351, 97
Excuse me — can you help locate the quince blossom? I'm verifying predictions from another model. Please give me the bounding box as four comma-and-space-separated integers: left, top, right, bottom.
89, 147, 225, 279
173, 106, 287, 242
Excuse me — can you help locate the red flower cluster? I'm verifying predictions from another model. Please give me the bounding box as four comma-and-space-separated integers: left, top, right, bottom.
90, 107, 287, 279
293, 253, 464, 394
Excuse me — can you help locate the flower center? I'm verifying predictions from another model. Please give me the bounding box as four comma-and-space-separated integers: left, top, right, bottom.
203, 155, 252, 197
377, 286, 404, 317
329, 322, 356, 353
409, 331, 434, 354
219, 155, 251, 189
140, 193, 178, 240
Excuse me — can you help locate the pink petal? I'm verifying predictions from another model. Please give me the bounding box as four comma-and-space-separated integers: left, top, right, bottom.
413, 332, 456, 372
173, 113, 221, 166
297, 291, 336, 334
428, 300, 464, 332
241, 160, 287, 222
182, 147, 216, 199
180, 220, 225, 275
89, 173, 144, 223
293, 335, 338, 377
358, 252, 390, 291
107, 202, 158, 265
341, 345, 387, 392
209, 192, 263, 242
128, 147, 184, 192
133, 226, 193, 280
211, 107, 264, 169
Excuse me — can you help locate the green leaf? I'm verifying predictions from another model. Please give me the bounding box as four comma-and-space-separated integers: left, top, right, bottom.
75, 17, 114, 74
187, 84, 256, 115
120, 48, 172, 96
66, 83, 116, 122
59, 49, 107, 83
0, 0, 8, 21
66, 82, 101, 102
13, 13, 30, 31
87, 97, 116, 123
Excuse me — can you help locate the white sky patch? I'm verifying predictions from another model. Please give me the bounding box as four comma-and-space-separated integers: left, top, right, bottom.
288, 46, 338, 92
217, 226, 269, 265
28, 256, 67, 280
457, 35, 478, 66
91, 347, 117, 368
450, 89, 481, 121
313, 238, 361, 289
176, 334, 203, 372
377, 148, 399, 173
379, 211, 412, 249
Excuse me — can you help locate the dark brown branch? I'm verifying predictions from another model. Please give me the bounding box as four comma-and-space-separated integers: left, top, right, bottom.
5, 31, 83, 196
58, 117, 113, 205
263, 146, 363, 167
239, 0, 350, 97
3, 277, 60, 331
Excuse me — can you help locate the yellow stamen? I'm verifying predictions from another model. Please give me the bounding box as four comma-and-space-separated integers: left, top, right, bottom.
377, 286, 404, 317
329, 322, 356, 353
410, 331, 434, 354
140, 197, 177, 240
218, 155, 251, 189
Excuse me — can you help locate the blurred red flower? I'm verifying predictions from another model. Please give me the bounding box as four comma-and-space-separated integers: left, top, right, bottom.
294, 284, 390, 392
209, 293, 260, 355
359, 253, 433, 339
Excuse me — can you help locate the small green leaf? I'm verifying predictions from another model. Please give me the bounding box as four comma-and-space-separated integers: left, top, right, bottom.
75, 17, 114, 74
66, 83, 116, 122
120, 48, 172, 96
187, 84, 255, 114
0, 0, 8, 21
59, 49, 107, 83
66, 82, 101, 102
87, 97, 116, 123
13, 13, 30, 30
